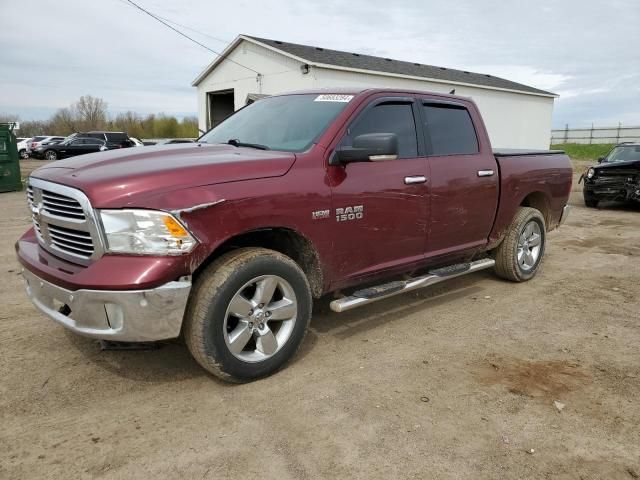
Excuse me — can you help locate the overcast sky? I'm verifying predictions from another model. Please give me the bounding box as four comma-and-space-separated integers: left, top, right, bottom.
1, 0, 638, 128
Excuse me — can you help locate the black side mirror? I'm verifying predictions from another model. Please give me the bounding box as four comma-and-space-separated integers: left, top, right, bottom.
597, 156, 605, 163
332, 133, 399, 164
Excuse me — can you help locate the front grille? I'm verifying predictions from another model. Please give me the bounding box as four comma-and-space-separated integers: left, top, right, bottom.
48, 224, 95, 257
594, 175, 629, 185
41, 191, 86, 220
27, 179, 103, 264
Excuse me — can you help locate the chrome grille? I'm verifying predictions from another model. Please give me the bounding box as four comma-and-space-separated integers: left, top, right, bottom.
27, 178, 103, 264
48, 224, 95, 257
41, 191, 86, 220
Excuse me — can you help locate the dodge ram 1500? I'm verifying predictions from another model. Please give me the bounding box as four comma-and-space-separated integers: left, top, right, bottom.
16, 88, 572, 382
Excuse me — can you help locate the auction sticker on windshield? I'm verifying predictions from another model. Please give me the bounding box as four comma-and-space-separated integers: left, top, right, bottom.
314, 94, 354, 102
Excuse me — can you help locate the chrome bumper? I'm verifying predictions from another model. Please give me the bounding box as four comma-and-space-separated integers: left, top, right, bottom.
21, 268, 191, 342
559, 204, 571, 226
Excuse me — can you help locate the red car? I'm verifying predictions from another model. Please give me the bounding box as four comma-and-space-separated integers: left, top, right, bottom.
16, 88, 572, 382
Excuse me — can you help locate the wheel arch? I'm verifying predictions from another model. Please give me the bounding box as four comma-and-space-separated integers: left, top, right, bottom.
519, 191, 551, 228
193, 227, 325, 298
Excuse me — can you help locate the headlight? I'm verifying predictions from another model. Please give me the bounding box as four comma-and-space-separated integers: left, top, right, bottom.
587, 168, 595, 179
99, 209, 197, 255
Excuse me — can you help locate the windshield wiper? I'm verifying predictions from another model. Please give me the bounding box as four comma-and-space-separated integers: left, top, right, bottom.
226, 139, 270, 150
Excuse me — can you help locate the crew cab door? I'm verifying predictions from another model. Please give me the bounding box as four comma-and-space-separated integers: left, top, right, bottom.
327, 96, 429, 283
419, 98, 499, 257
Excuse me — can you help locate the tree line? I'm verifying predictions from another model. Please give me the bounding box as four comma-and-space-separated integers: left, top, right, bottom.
1, 95, 199, 139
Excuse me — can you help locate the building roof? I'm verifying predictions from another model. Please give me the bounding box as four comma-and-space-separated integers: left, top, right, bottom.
193, 35, 556, 98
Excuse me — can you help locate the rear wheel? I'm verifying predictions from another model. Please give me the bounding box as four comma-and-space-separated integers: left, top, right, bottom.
19, 149, 28, 159
44, 150, 58, 161
183, 248, 312, 382
494, 207, 546, 282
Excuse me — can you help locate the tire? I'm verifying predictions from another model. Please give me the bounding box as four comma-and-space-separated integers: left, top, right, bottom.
584, 192, 599, 208
44, 150, 58, 161
494, 207, 546, 282
183, 247, 312, 382
19, 149, 29, 159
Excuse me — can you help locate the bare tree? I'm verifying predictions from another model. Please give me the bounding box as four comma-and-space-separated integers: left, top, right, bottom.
49, 108, 77, 135
112, 111, 144, 138
74, 95, 108, 130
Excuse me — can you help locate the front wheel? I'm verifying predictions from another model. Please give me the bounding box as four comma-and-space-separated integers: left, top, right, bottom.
44, 150, 58, 161
19, 149, 29, 159
183, 247, 312, 382
494, 207, 546, 282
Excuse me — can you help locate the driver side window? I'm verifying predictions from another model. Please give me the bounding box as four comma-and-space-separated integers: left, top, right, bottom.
343, 102, 418, 159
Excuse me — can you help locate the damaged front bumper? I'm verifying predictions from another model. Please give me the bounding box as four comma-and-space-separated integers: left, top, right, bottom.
21, 268, 191, 342
584, 179, 640, 202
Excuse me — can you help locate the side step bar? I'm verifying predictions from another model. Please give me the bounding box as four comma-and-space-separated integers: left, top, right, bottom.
329, 258, 495, 313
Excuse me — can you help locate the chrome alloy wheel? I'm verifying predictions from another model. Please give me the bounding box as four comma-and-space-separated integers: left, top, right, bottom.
517, 220, 542, 271
223, 275, 298, 363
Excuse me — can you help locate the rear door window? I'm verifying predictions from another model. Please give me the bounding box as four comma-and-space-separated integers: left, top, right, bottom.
423, 104, 479, 156
346, 102, 418, 159
106, 132, 127, 142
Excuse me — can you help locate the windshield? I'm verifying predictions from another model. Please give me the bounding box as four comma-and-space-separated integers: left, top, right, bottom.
199, 94, 353, 152
605, 145, 640, 163
63, 133, 79, 143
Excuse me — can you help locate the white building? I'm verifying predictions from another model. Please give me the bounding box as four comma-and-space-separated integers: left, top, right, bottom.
193, 35, 557, 149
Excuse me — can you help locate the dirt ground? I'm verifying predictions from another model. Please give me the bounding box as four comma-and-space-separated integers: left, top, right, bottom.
1, 159, 639, 479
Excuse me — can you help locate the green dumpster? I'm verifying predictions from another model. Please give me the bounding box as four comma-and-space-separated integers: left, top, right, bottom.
0, 123, 23, 193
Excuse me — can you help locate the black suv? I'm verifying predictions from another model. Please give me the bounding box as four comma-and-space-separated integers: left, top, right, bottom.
68, 131, 134, 149
581, 143, 640, 207
42, 137, 108, 161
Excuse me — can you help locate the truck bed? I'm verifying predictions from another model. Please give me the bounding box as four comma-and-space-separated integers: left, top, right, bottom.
488, 149, 573, 245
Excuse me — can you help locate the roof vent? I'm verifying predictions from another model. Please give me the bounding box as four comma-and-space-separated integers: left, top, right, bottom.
485, 74, 492, 77
352, 53, 360, 56
463, 71, 470, 74
385, 58, 392, 61
440, 67, 447, 70
315, 47, 324, 51
275, 40, 283, 44
414, 63, 420, 66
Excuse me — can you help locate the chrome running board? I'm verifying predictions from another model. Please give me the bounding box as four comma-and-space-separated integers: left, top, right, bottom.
329, 258, 496, 313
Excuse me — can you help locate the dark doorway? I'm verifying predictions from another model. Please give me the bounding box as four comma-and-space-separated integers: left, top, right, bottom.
207, 89, 235, 129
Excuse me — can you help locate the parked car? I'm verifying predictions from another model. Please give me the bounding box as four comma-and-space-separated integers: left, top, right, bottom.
31, 137, 66, 159
41, 136, 108, 160
65, 131, 134, 149
580, 142, 640, 207
17, 88, 572, 382
27, 136, 59, 155
17, 137, 32, 159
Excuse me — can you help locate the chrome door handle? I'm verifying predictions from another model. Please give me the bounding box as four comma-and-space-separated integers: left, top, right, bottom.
404, 175, 427, 185
477, 170, 495, 177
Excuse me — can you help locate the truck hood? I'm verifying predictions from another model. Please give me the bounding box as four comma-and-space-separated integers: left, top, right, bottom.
30, 143, 296, 208
594, 159, 640, 171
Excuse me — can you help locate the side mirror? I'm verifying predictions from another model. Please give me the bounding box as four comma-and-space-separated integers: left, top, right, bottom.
597, 156, 605, 163
332, 133, 399, 164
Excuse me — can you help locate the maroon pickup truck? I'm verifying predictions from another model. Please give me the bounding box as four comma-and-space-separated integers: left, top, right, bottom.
16, 88, 572, 382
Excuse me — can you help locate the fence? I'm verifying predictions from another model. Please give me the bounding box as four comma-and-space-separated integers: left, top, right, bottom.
551, 124, 640, 145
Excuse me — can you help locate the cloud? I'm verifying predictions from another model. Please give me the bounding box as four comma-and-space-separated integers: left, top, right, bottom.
1, 0, 638, 130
